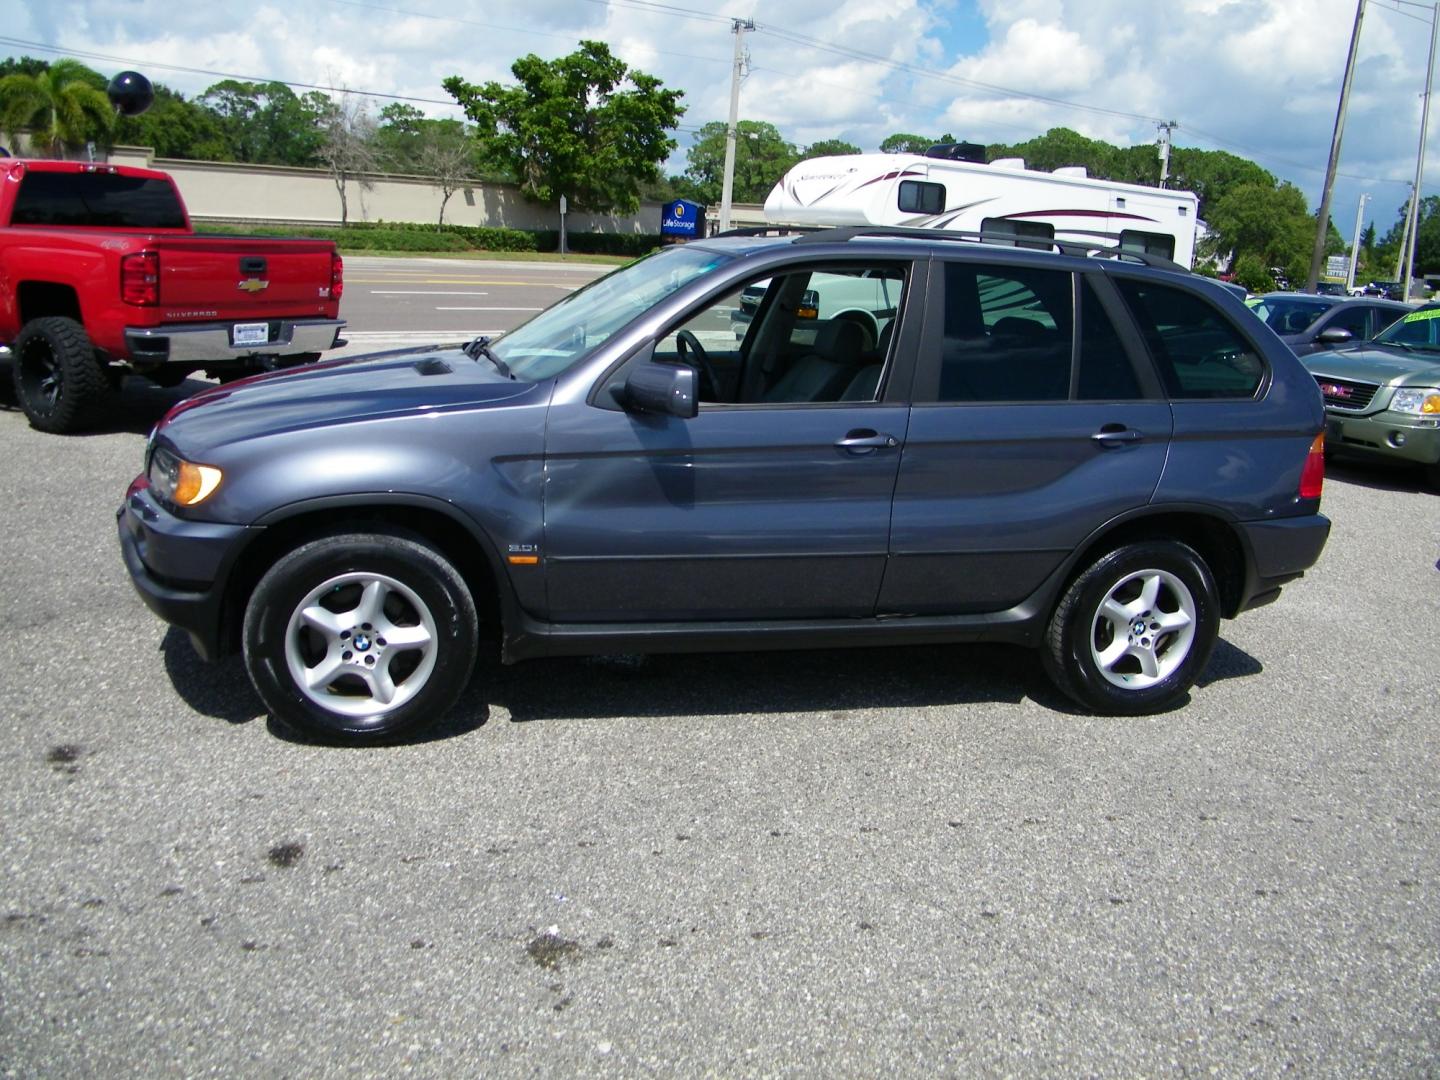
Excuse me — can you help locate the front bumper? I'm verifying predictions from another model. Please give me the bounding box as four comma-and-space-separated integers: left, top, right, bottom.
1326, 409, 1440, 467
125, 319, 345, 365
117, 479, 256, 661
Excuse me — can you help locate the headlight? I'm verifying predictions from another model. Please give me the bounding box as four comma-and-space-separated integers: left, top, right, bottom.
148, 446, 223, 507
1390, 388, 1440, 414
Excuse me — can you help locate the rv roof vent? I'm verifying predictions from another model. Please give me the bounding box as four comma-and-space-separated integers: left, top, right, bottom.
990, 157, 1026, 170
924, 141, 987, 163
1052, 166, 1088, 178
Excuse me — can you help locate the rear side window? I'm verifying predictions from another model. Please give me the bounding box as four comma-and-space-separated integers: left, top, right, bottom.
939, 263, 1073, 402
1078, 280, 1143, 400
1115, 279, 1264, 399
10, 171, 186, 229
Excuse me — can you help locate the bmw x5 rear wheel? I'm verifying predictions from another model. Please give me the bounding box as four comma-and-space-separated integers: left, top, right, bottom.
1043, 540, 1219, 715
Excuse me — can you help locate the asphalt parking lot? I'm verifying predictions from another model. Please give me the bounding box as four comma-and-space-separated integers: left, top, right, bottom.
1, 361, 1437, 1075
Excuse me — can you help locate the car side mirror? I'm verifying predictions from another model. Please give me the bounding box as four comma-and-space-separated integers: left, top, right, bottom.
624, 361, 698, 418
1317, 327, 1354, 345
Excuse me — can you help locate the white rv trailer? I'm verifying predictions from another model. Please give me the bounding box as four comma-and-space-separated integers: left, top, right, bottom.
763, 147, 1201, 268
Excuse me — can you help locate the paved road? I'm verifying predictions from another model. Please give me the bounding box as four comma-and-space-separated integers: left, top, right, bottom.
0, 315, 1438, 1074
334, 256, 610, 357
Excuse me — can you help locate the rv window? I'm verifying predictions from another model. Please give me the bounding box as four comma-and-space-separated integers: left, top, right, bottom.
935, 263, 1073, 402
898, 181, 945, 215
980, 217, 1055, 251
1119, 230, 1176, 261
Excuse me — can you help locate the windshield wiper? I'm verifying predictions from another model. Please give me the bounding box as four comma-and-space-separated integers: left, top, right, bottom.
463, 336, 511, 378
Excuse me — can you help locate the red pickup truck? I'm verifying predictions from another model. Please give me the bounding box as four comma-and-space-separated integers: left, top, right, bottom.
0, 159, 344, 432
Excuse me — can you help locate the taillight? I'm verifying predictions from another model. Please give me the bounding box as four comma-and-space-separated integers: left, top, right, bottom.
1299, 432, 1325, 499
330, 252, 344, 301
121, 251, 159, 306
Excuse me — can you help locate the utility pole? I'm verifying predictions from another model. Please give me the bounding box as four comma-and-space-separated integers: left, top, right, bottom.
1156, 121, 1177, 188
718, 17, 754, 234
1403, 3, 1439, 302
1307, 0, 1367, 293
1347, 192, 1369, 292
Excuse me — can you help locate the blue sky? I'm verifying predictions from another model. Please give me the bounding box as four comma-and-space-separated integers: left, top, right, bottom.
0, 0, 1433, 240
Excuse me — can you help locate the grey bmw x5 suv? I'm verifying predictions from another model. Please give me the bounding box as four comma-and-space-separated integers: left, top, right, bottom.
119, 228, 1330, 743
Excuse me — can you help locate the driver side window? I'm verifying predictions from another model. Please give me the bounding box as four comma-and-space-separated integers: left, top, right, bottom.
651, 263, 904, 406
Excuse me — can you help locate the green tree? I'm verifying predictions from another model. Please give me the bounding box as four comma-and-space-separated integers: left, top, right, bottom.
880, 132, 938, 154
1201, 180, 1315, 277
0, 58, 113, 157
683, 120, 799, 204
374, 102, 427, 168
198, 80, 327, 165
443, 39, 684, 231
1231, 253, 1276, 293
805, 137, 860, 157
114, 82, 229, 160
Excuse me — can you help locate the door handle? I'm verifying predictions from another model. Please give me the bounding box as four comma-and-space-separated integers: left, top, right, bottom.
836, 429, 898, 453
1091, 425, 1143, 446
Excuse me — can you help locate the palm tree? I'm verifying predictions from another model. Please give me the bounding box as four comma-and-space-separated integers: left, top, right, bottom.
0, 59, 114, 158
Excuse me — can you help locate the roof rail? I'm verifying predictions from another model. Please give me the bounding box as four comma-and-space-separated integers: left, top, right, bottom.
790, 225, 1190, 274
709, 224, 824, 239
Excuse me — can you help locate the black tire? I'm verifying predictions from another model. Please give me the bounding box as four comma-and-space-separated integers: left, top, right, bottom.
1042, 540, 1220, 715
1424, 459, 1440, 492
11, 316, 110, 433
243, 530, 479, 744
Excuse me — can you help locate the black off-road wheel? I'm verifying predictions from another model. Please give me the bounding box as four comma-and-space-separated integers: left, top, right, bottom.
1042, 540, 1220, 715
243, 530, 479, 744
11, 316, 110, 433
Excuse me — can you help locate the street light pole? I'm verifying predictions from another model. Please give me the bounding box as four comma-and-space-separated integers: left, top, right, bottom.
1403, 3, 1439, 302
1307, 0, 1367, 293
1347, 192, 1369, 293
718, 18, 754, 234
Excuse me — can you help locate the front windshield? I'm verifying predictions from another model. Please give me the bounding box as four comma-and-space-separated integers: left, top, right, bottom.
493, 246, 734, 380
1245, 297, 1329, 334
1376, 305, 1440, 349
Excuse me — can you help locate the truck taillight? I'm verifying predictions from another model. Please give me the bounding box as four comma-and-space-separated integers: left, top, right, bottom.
330, 252, 344, 300
121, 251, 159, 306
1299, 432, 1325, 500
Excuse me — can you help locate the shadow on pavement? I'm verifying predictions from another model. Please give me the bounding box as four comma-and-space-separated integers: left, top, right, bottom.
161, 623, 1269, 741
1326, 457, 1433, 495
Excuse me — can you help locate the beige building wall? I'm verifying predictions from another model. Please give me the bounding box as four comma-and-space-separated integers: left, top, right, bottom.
106, 146, 661, 234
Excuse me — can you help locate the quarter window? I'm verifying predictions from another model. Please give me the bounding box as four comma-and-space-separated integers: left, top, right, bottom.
939, 263, 1073, 402
1115, 280, 1264, 399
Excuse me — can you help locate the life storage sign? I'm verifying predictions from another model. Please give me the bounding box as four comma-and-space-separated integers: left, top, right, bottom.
661, 199, 705, 239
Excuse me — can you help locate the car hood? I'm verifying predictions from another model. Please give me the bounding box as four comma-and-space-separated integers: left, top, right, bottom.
1302, 343, 1440, 385
157, 347, 546, 455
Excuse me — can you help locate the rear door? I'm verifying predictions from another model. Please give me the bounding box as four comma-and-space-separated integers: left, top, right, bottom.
878, 257, 1173, 615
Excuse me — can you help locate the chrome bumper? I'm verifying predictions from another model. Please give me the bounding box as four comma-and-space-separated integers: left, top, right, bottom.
125, 319, 345, 364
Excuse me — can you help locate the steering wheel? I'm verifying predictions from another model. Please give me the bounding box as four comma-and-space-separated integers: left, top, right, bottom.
676, 329, 721, 401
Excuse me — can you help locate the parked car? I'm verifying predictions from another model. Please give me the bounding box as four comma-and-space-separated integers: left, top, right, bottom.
1245, 292, 1410, 356
119, 229, 1331, 743
0, 159, 345, 432
1302, 303, 1440, 488
1313, 281, 1348, 297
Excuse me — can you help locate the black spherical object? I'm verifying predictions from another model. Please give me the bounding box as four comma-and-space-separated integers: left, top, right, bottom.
107, 71, 154, 117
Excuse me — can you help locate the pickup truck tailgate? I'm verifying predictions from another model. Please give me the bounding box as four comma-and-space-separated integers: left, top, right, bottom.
150, 236, 338, 319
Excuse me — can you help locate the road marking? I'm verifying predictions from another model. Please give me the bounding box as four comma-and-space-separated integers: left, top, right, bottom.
369, 290, 491, 295
435, 306, 541, 311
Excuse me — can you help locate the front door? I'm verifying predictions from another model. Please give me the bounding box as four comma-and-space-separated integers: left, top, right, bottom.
542, 259, 919, 623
